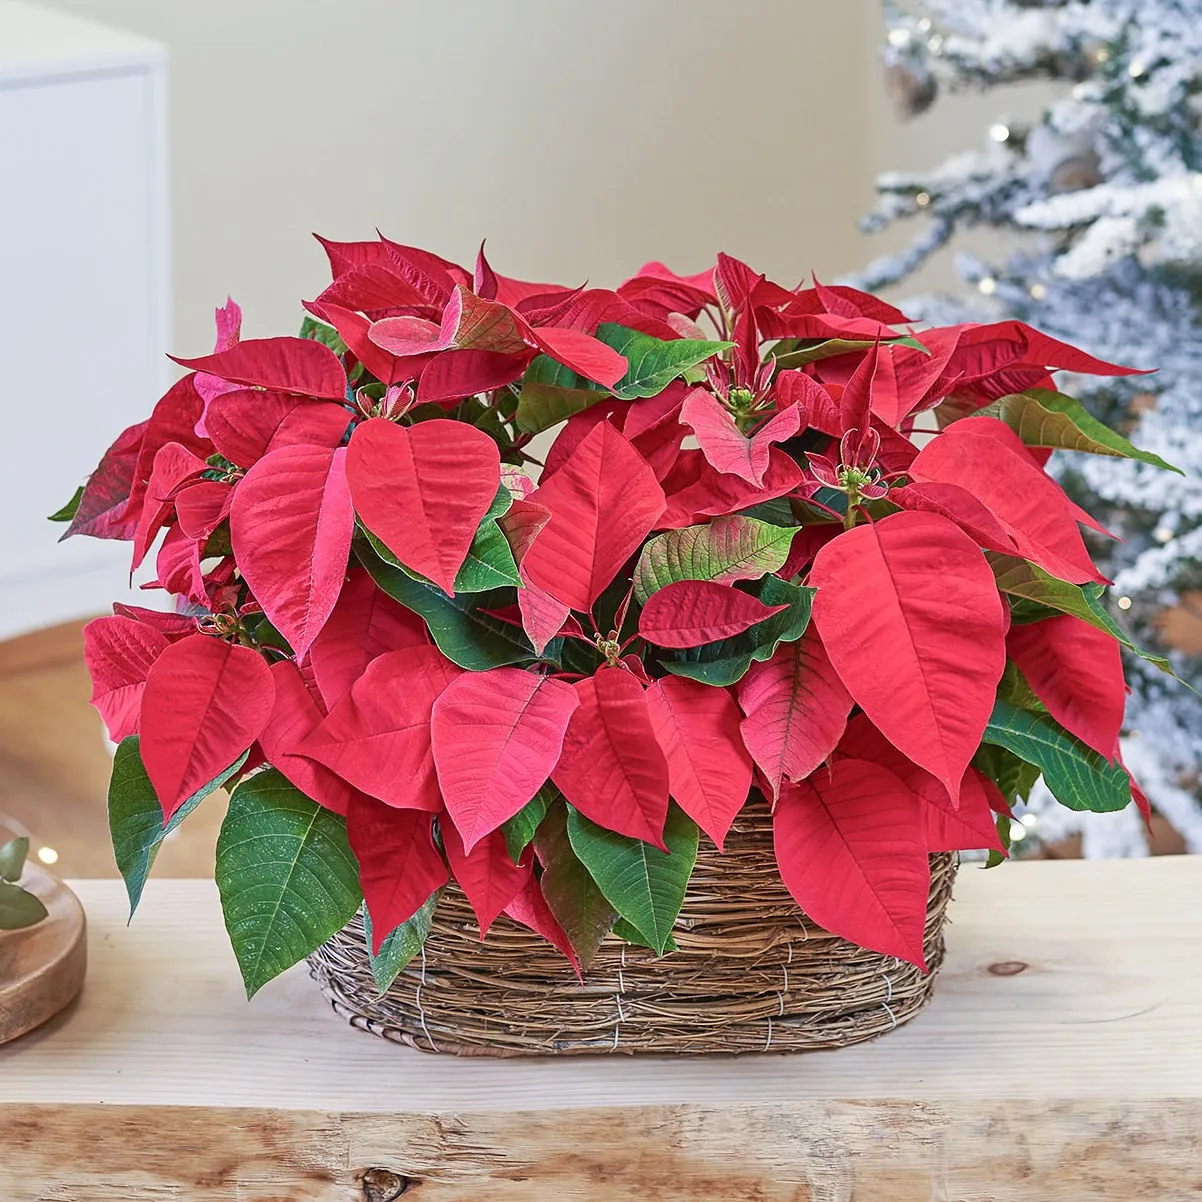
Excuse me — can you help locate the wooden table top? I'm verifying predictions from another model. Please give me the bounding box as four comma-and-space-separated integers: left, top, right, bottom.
2, 856, 1198, 1112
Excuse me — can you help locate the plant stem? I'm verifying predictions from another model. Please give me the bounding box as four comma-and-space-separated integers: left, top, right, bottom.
843, 491, 860, 531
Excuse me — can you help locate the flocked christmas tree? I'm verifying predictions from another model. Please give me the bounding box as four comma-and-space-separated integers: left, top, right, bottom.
859, 0, 1202, 856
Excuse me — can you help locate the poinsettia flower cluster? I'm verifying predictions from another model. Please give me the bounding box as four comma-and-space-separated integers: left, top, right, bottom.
63, 234, 1168, 996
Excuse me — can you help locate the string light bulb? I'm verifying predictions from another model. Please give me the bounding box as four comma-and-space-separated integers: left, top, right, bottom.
989, 123, 1011, 143
1029, 282, 1047, 300
37, 846, 59, 865
1154, 525, 1174, 544
917, 17, 932, 33
915, 191, 931, 207
888, 27, 912, 47
1128, 60, 1147, 78
978, 276, 998, 296
927, 34, 944, 54
1009, 819, 1028, 842
1117, 595, 1133, 610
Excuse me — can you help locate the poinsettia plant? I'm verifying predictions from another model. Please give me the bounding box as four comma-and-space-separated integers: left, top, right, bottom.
56, 234, 1179, 997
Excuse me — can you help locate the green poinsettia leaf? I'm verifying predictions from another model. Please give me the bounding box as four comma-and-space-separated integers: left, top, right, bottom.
473, 403, 512, 447
361, 484, 517, 595
633, 516, 800, 604
985, 813, 1012, 869
983, 699, 1131, 814
997, 660, 1045, 712
735, 497, 800, 526
772, 334, 928, 369
659, 577, 815, 687
365, 523, 520, 594
109, 736, 247, 920
0, 881, 48, 930
363, 889, 441, 996
0, 837, 30, 883
464, 522, 523, 590
595, 323, 732, 400
972, 744, 1042, 808
978, 390, 1182, 474
298, 314, 349, 358
533, 803, 618, 968
454, 520, 522, 591
988, 553, 1174, 676
216, 769, 362, 999
482, 480, 514, 523
613, 917, 678, 953
515, 381, 606, 434
515, 355, 609, 434
47, 486, 84, 523
502, 781, 557, 863
565, 802, 698, 955
358, 544, 549, 670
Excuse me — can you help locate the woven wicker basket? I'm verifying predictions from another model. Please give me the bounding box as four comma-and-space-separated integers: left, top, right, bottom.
308, 802, 957, 1056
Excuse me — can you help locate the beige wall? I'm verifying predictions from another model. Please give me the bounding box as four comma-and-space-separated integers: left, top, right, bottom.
42, 0, 1061, 353
41, 0, 882, 357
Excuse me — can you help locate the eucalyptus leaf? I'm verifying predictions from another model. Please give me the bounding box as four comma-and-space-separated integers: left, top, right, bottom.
977, 390, 1181, 474
216, 770, 362, 998
0, 881, 48, 930
565, 803, 698, 955
0, 837, 29, 883
983, 699, 1131, 814
108, 736, 247, 920
363, 889, 440, 995
595, 323, 732, 400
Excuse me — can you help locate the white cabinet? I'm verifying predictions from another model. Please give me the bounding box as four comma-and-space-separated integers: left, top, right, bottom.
0, 0, 168, 640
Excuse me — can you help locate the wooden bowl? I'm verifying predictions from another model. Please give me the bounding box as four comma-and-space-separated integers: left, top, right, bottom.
0, 841, 86, 1046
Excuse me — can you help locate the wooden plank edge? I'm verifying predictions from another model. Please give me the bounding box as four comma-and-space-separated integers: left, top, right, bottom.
3, 1100, 1201, 1201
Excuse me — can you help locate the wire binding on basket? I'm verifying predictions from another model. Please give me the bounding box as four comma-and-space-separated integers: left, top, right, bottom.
308, 804, 958, 1058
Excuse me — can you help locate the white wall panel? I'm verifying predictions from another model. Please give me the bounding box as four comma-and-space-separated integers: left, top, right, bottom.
0, 0, 168, 638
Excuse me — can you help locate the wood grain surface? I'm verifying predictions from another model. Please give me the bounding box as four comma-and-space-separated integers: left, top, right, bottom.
1, 857, 1199, 1199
